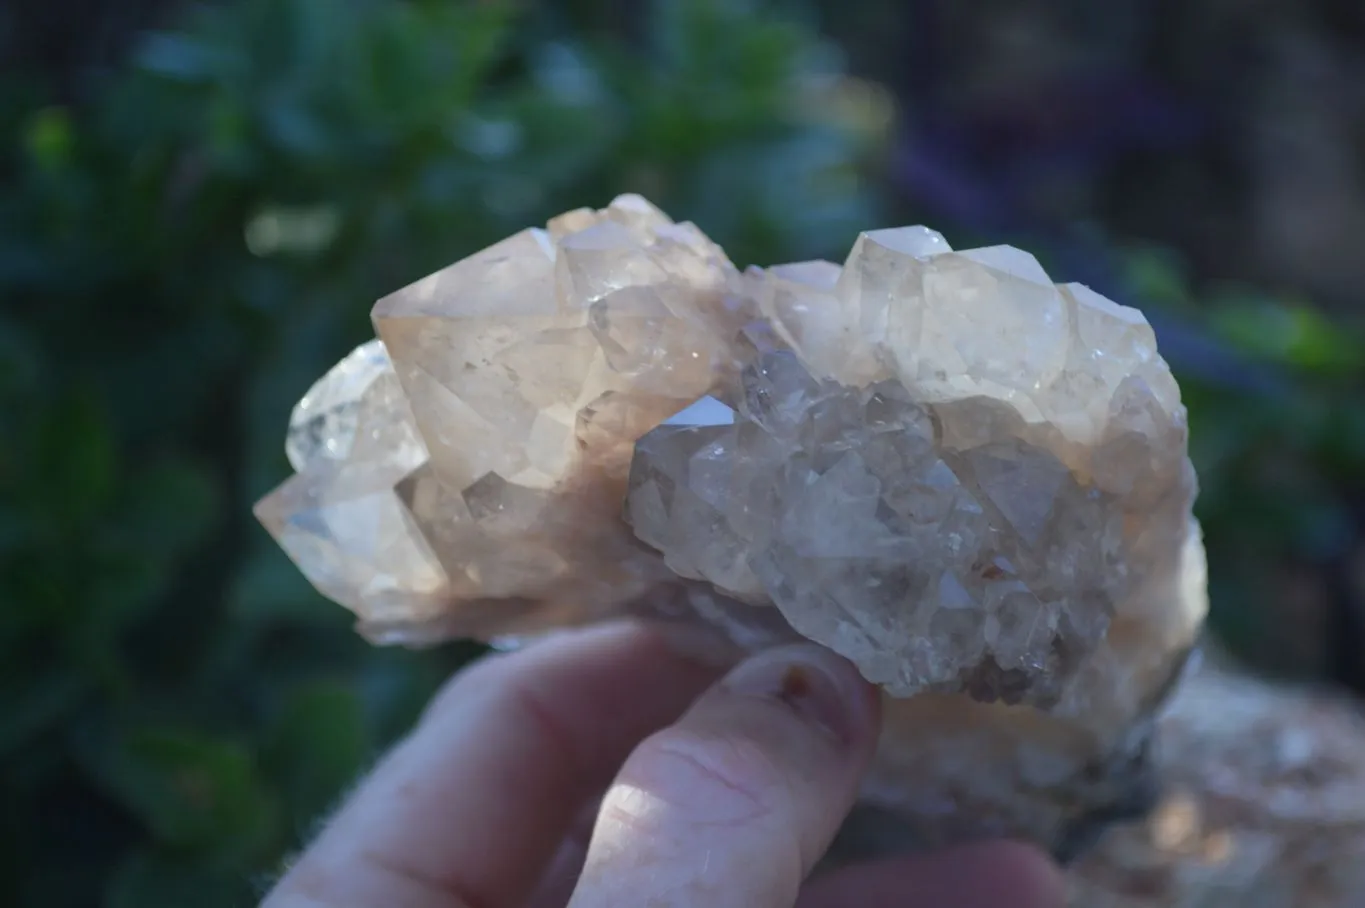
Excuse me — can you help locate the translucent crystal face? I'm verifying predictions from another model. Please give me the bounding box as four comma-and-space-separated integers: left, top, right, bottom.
370, 196, 744, 494
255, 342, 448, 628
254, 196, 1206, 854
285, 339, 396, 471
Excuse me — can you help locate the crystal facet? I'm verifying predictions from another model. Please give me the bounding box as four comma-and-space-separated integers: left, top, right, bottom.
285, 339, 396, 471
255, 342, 449, 632
255, 198, 1207, 859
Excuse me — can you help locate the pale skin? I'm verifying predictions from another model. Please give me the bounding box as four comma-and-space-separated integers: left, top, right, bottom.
262, 621, 1066, 908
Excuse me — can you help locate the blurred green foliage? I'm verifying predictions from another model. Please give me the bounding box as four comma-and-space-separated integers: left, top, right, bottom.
1124, 249, 1365, 674
3, 0, 1364, 905
0, 1, 877, 904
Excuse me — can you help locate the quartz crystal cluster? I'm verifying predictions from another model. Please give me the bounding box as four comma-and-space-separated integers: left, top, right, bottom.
258, 196, 747, 642
256, 195, 1206, 857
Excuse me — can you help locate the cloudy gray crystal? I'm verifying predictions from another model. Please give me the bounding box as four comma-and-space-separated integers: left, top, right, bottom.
628, 231, 1197, 709
628, 352, 1119, 706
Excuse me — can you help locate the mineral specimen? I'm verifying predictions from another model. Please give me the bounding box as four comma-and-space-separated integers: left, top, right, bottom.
255, 195, 1206, 858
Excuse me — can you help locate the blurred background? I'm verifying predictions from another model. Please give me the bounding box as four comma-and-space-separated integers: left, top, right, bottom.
2, 0, 1364, 904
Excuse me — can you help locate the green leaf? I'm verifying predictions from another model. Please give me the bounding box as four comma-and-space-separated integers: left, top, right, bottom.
106, 851, 250, 908
22, 107, 73, 171
1121, 245, 1192, 310
84, 727, 278, 863
119, 459, 222, 562
228, 546, 344, 625
244, 204, 343, 257
0, 670, 88, 759
32, 390, 117, 527
263, 681, 370, 826
1210, 297, 1365, 377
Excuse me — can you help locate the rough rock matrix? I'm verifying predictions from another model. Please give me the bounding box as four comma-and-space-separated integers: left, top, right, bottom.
256, 195, 1206, 858
1069, 657, 1365, 907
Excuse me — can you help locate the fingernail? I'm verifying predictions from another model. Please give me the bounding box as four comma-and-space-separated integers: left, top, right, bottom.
722, 645, 876, 745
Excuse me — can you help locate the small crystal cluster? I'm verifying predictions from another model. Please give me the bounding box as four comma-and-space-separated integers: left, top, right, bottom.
259, 197, 747, 641
256, 195, 1206, 856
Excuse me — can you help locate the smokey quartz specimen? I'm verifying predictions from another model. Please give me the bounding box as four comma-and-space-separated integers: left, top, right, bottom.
254, 198, 1207, 857
629, 227, 1197, 710
628, 368, 1113, 708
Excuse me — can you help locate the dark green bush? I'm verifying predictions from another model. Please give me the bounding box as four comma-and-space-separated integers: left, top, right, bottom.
0, 1, 879, 904
1123, 249, 1365, 677
4, 1, 1363, 905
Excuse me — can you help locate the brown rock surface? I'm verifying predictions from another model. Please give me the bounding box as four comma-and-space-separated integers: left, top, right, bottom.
1069, 662, 1365, 907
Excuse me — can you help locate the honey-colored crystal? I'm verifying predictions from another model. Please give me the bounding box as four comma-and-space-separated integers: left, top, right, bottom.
260, 196, 752, 641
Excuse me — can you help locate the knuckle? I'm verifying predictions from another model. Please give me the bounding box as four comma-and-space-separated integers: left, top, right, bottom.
418, 647, 518, 724
423, 653, 594, 777
622, 726, 785, 828
500, 674, 593, 776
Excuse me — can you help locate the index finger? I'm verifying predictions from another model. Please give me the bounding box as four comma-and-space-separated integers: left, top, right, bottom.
264, 622, 731, 908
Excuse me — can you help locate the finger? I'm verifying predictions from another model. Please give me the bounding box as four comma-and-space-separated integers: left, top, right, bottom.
568, 644, 881, 908
796, 841, 1066, 908
264, 622, 732, 908
525, 795, 602, 908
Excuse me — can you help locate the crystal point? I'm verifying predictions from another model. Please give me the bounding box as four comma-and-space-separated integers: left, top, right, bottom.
285, 339, 397, 471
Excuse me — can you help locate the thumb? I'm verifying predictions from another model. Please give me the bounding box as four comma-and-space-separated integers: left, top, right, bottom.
567, 643, 881, 908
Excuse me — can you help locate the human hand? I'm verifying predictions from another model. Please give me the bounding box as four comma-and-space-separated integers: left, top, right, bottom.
262, 622, 1065, 907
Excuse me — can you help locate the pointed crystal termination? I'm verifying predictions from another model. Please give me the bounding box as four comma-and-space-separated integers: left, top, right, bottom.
285, 339, 395, 471
255, 341, 453, 635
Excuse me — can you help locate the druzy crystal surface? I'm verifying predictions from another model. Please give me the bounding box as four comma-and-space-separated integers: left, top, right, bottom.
629, 227, 1197, 709
255, 195, 1207, 856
